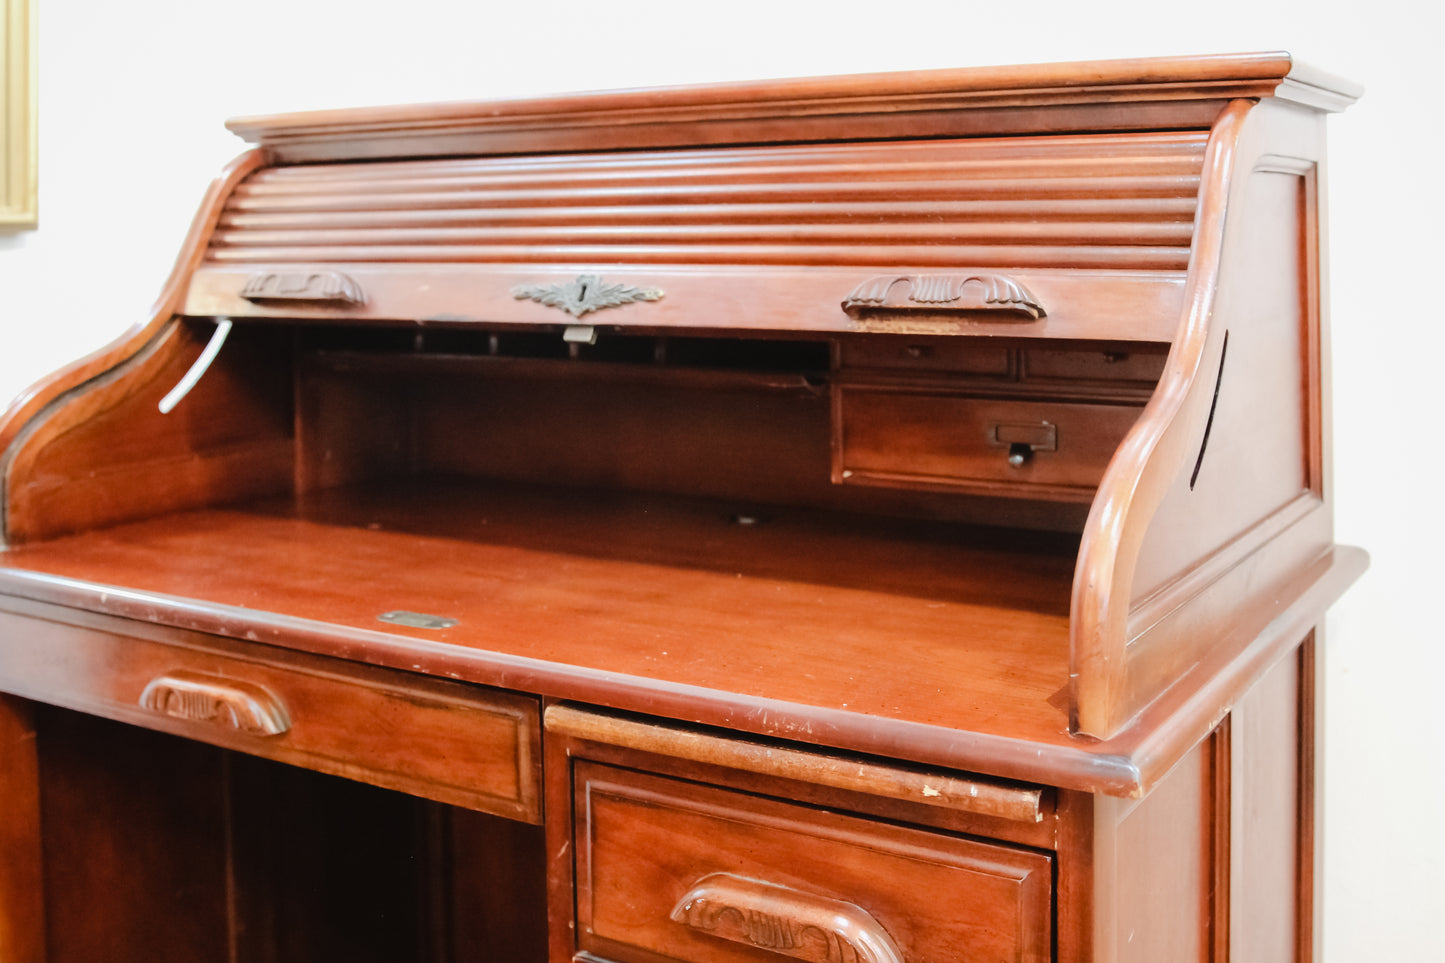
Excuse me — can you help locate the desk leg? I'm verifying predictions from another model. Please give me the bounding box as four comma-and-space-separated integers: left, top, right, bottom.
0, 694, 44, 963
1229, 631, 1317, 963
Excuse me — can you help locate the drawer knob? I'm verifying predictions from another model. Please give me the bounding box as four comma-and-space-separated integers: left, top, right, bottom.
992, 420, 1057, 470
140, 671, 291, 736
671, 872, 903, 963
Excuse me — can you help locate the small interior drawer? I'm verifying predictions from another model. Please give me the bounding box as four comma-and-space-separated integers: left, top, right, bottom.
1022, 347, 1167, 384
574, 762, 1052, 963
834, 386, 1142, 500
0, 604, 540, 822
837, 336, 1015, 376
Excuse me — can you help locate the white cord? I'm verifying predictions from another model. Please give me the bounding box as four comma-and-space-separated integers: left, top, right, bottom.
158, 319, 233, 414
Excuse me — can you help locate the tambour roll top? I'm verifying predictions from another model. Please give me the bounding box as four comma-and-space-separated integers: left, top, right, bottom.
0, 53, 1364, 750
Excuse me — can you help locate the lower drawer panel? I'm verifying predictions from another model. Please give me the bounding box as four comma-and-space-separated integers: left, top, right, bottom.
575, 762, 1052, 963
0, 602, 540, 822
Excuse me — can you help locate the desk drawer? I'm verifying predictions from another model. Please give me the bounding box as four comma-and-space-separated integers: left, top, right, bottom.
835, 385, 1140, 501
574, 762, 1051, 963
0, 604, 540, 822
838, 337, 1015, 377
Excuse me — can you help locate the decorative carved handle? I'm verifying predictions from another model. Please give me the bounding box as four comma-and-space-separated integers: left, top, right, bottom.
140, 671, 291, 736
670, 873, 904, 963
240, 271, 365, 303
842, 273, 1044, 320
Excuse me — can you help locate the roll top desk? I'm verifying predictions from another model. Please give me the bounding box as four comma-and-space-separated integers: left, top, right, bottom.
0, 53, 1364, 962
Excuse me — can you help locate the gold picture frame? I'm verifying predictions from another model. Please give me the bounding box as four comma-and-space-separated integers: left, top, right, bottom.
1, 0, 35, 229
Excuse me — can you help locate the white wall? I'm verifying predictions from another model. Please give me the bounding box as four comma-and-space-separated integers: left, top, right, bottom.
1, 1, 1439, 958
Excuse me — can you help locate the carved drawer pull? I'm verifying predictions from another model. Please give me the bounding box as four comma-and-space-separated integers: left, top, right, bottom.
843, 273, 1045, 320
240, 270, 365, 303
670, 872, 904, 963
139, 671, 291, 736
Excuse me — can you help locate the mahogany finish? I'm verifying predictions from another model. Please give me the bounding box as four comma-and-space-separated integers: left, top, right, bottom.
0, 696, 41, 963
0, 54, 1362, 962
573, 763, 1053, 963
0, 598, 540, 820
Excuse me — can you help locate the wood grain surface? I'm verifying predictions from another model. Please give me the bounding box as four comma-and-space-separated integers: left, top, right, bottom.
0, 52, 1368, 963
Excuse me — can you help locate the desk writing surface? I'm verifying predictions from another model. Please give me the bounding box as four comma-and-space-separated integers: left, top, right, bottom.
0, 477, 1078, 745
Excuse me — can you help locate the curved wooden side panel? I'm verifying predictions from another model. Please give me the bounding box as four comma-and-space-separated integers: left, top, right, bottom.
1069, 101, 1253, 738
1070, 98, 1345, 737
0, 148, 267, 458
0, 149, 293, 546
2, 320, 295, 544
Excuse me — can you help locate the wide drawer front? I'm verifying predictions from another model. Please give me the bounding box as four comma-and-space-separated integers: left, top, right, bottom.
575, 762, 1052, 963
0, 603, 540, 822
835, 387, 1142, 501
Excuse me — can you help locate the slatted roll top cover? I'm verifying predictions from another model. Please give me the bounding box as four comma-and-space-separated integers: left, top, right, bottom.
183, 54, 1358, 344
188, 132, 1201, 341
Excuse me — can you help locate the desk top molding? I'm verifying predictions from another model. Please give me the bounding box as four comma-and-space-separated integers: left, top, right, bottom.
226, 52, 1362, 163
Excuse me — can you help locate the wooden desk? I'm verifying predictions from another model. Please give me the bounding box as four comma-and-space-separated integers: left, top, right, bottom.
0, 53, 1363, 962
